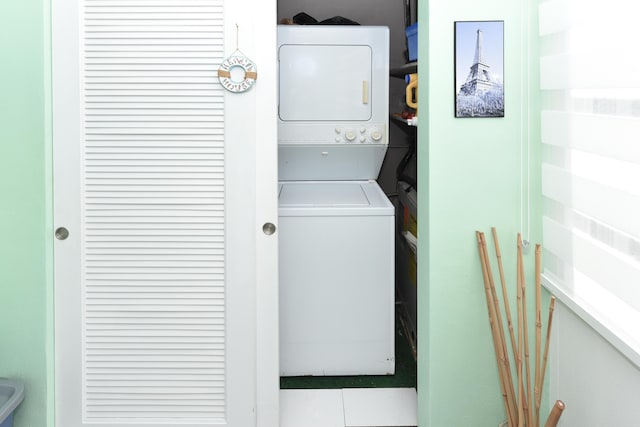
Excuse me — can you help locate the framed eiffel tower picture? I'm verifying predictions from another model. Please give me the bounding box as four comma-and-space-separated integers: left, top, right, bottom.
454, 20, 504, 118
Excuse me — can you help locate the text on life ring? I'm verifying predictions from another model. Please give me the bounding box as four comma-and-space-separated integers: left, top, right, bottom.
218, 55, 258, 93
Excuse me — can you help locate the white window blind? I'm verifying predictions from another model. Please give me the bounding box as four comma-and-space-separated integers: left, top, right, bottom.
539, 0, 640, 367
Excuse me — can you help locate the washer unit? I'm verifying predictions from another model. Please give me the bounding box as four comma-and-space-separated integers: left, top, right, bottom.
279, 181, 394, 376
278, 26, 394, 376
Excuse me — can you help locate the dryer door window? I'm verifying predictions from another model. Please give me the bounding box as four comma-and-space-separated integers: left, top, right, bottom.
279, 45, 372, 121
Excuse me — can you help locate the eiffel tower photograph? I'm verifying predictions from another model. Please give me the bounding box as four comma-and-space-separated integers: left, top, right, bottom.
455, 21, 504, 117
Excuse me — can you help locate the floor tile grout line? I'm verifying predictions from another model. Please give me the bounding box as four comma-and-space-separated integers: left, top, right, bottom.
341, 389, 347, 427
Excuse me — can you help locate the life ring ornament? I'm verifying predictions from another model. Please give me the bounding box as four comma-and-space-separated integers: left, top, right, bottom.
218, 54, 257, 93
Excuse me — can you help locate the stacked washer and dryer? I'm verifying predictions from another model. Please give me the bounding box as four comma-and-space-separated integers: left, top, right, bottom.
277, 25, 395, 376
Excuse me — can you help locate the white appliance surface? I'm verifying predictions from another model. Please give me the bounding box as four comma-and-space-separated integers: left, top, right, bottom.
279, 181, 392, 214
278, 144, 389, 182
277, 25, 389, 181
279, 181, 395, 376
279, 44, 372, 121
280, 181, 369, 206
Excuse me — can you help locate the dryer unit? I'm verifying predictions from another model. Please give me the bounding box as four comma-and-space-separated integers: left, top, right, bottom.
277, 25, 390, 181
277, 26, 394, 377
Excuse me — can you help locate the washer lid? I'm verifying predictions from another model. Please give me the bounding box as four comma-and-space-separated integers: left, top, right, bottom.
278, 181, 393, 216
279, 182, 370, 207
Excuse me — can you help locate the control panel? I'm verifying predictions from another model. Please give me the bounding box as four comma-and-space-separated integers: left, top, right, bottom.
278, 123, 387, 145
333, 126, 385, 144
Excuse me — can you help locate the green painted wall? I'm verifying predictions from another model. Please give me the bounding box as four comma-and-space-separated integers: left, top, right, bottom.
417, 0, 541, 425
0, 0, 52, 426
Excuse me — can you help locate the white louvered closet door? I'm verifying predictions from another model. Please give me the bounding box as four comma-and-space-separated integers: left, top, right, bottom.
52, 0, 278, 426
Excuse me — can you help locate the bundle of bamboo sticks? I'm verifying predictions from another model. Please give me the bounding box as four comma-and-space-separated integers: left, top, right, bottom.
476, 228, 564, 427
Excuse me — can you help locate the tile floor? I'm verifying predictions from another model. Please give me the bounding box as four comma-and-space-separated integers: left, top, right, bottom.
280, 387, 417, 427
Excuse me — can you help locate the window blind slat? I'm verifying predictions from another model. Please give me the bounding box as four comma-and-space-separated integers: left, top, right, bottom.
542, 164, 640, 240
538, 1, 571, 36
539, 0, 634, 36
541, 52, 640, 90
543, 217, 640, 312
541, 111, 640, 164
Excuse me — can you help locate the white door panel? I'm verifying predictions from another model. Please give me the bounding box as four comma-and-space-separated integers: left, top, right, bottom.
278, 45, 372, 121
53, 0, 278, 425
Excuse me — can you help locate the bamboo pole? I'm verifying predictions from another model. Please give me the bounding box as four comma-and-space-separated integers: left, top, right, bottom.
492, 226, 519, 425
539, 296, 557, 406
483, 232, 517, 423
477, 232, 516, 427
534, 244, 542, 427
544, 400, 565, 427
516, 236, 524, 427
491, 228, 519, 367
518, 235, 534, 426
476, 233, 506, 410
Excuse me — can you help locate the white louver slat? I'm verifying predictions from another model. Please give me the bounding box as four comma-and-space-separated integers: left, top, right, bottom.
82, 0, 226, 422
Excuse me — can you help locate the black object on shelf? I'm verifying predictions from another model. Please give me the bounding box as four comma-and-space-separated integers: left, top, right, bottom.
390, 114, 417, 127
390, 59, 417, 189
396, 138, 417, 190
292, 12, 360, 26
390, 62, 417, 79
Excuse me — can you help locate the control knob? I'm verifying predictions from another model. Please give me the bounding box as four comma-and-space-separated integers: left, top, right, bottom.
370, 129, 383, 142
345, 129, 356, 142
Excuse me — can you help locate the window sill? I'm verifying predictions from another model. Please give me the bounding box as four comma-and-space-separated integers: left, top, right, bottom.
542, 273, 640, 369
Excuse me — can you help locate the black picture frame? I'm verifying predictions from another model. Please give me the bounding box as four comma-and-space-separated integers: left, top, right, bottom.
454, 20, 504, 118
